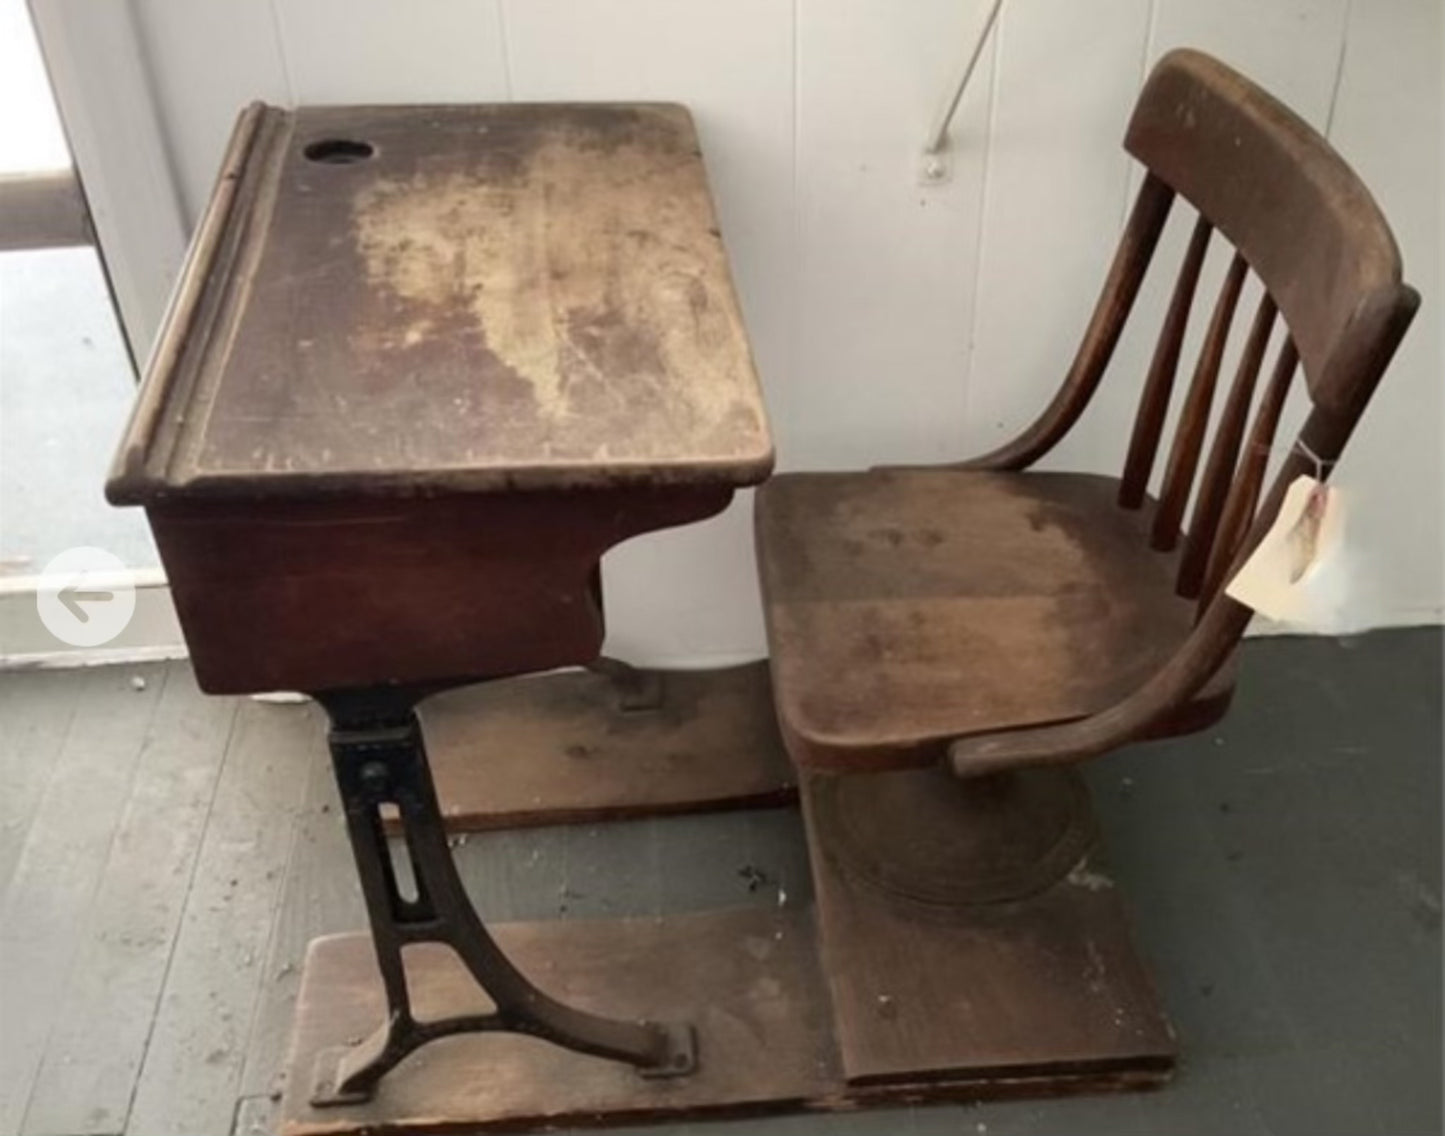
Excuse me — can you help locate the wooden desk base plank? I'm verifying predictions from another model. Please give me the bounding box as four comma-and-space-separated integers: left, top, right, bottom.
278, 908, 836, 1134
279, 898, 1173, 1134
408, 662, 796, 832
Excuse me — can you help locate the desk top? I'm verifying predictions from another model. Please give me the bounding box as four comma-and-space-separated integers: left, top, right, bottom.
108, 102, 772, 505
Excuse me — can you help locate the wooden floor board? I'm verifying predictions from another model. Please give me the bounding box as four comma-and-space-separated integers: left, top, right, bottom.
21, 665, 237, 1136
123, 695, 316, 1136
0, 664, 167, 1136
0, 669, 85, 903
236, 738, 360, 1111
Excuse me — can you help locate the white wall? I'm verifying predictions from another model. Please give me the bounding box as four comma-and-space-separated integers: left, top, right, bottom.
113, 0, 1443, 662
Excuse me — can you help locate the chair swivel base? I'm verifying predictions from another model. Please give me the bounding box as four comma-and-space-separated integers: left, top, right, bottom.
801, 767, 1176, 1089
807, 764, 1100, 906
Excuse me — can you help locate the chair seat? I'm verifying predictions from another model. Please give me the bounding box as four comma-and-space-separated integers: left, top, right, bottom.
755, 469, 1232, 771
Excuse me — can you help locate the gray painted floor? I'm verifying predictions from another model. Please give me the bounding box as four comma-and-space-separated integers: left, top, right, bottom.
0, 246, 157, 574
0, 629, 1439, 1136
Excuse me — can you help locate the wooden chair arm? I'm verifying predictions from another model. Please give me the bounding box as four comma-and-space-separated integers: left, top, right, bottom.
870, 414, 1099, 475
869, 387, 1098, 474
949, 591, 1252, 778
948, 429, 1327, 779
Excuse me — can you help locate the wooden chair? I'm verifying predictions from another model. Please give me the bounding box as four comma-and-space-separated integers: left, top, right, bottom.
756, 48, 1419, 785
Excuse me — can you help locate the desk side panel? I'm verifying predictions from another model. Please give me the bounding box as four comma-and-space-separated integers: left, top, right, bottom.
149, 488, 729, 695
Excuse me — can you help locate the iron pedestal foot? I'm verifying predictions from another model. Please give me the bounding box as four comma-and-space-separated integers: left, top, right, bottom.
309, 685, 696, 1106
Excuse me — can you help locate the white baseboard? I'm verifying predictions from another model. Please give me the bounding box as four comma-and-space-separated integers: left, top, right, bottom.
0, 570, 187, 669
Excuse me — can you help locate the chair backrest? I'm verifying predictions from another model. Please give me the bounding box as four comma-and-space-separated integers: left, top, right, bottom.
1120, 48, 1418, 610
975, 49, 1418, 619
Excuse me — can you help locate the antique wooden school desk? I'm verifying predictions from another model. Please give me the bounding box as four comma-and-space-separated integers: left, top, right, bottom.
105, 102, 800, 1130
109, 99, 1174, 1133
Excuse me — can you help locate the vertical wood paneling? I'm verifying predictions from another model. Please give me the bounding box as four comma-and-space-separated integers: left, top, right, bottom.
794, 0, 993, 469
1322, 0, 1443, 627
960, 0, 1152, 471
1146, 0, 1352, 124
271, 0, 509, 104
128, 0, 289, 223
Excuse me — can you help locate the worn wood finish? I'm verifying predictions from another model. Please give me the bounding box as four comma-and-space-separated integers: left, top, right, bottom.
1118, 215, 1212, 509
1149, 252, 1249, 552
945, 412, 1382, 777
107, 102, 772, 698
801, 775, 1176, 1089
106, 103, 771, 504
946, 407, 1415, 781
413, 662, 794, 833
757, 49, 1417, 780
755, 470, 1232, 772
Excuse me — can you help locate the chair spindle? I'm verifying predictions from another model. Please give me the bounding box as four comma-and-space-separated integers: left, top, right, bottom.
1177, 293, 1279, 597
1198, 337, 1300, 607
1119, 216, 1213, 508
1150, 252, 1249, 550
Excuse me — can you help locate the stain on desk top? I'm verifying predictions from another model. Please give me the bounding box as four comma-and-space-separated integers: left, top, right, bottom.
109, 103, 772, 504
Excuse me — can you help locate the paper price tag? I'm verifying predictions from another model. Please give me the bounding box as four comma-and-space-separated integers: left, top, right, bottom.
1226, 475, 1347, 625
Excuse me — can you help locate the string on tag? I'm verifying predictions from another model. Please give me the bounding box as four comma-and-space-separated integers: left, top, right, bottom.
1250, 438, 1335, 477
1282, 441, 1333, 582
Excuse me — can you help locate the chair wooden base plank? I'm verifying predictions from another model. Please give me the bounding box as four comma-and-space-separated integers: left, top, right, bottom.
406, 660, 796, 834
